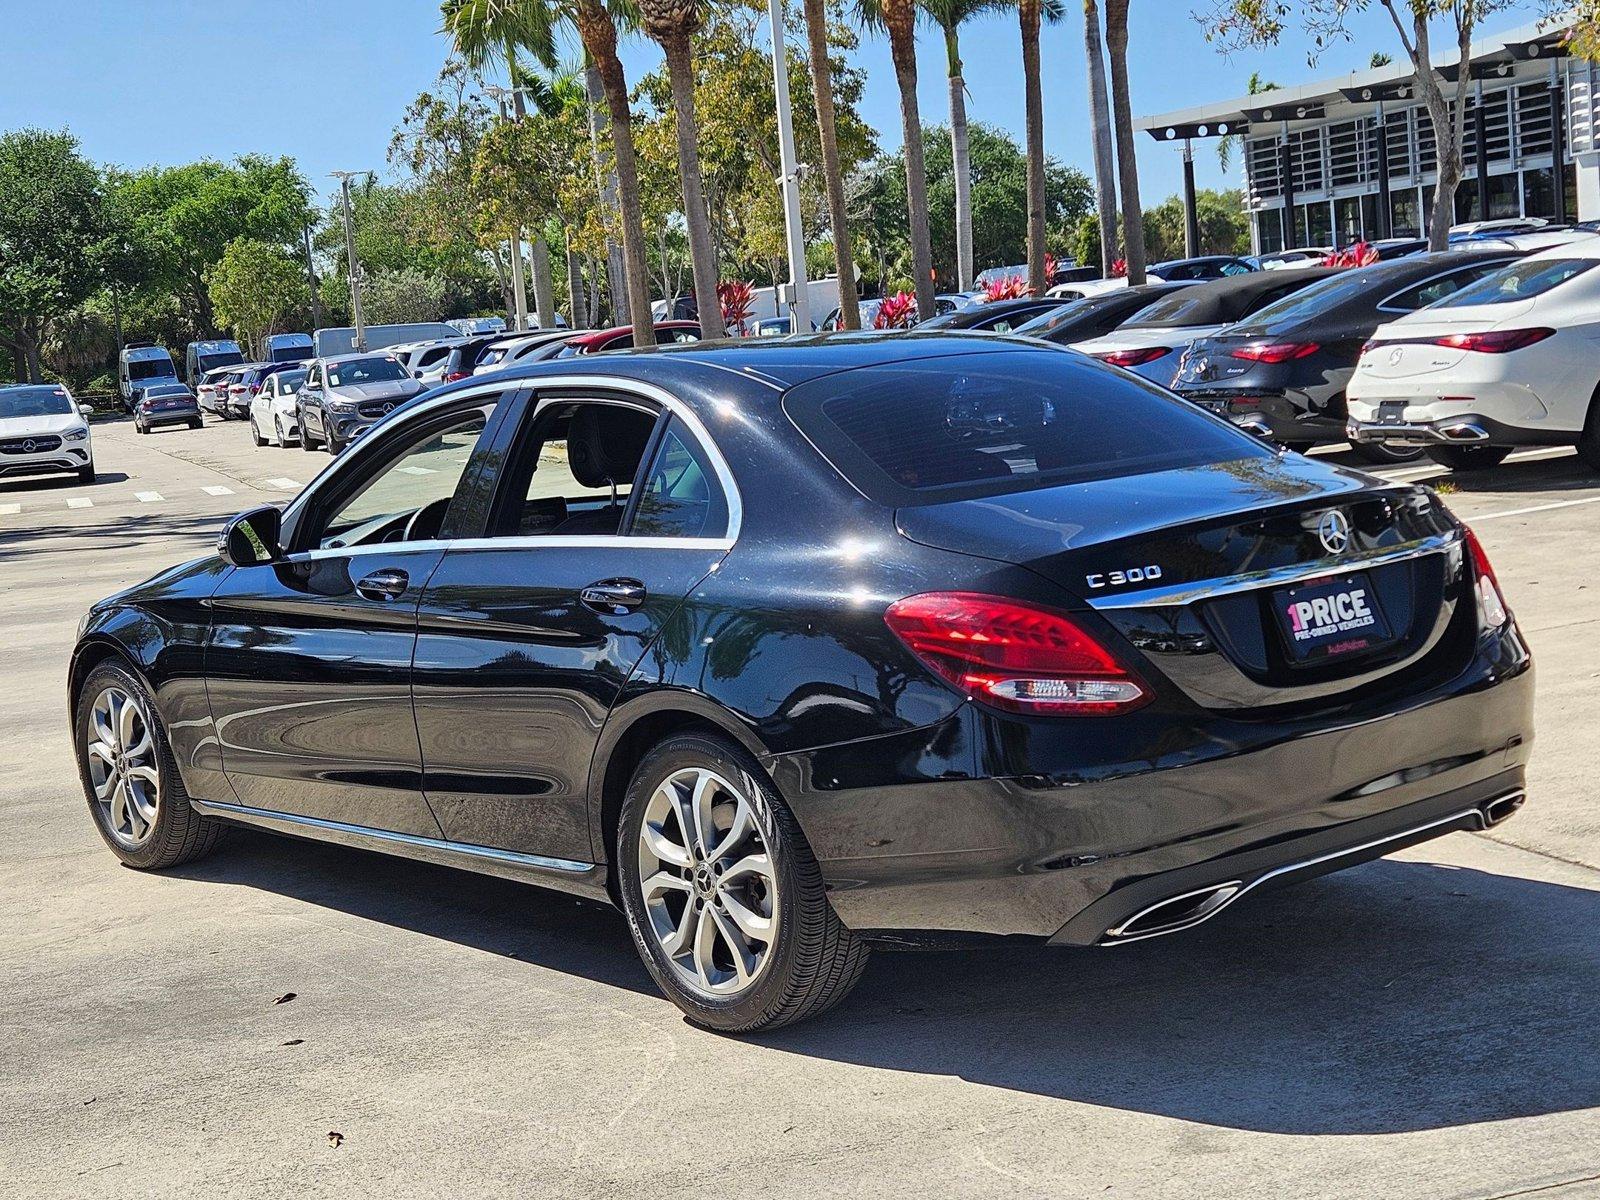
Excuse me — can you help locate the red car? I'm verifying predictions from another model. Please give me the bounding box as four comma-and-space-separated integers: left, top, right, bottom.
549, 321, 702, 358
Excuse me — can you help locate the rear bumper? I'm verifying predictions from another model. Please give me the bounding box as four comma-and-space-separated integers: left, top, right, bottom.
771, 625, 1533, 945
1181, 388, 1345, 443
141, 406, 199, 427
1347, 412, 1575, 448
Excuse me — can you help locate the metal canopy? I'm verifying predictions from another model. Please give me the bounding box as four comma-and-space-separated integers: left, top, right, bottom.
1145, 117, 1250, 142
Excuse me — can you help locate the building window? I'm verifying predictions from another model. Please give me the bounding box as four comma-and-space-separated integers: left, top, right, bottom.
1307, 201, 1333, 246
1391, 188, 1422, 238
1360, 193, 1381, 240
1257, 211, 1286, 255
1335, 196, 1363, 246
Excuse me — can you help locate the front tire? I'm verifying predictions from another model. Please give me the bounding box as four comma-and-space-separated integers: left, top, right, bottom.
298, 413, 317, 451
617, 733, 868, 1032
1425, 444, 1512, 471
249, 414, 265, 447
77, 462, 96, 483
74, 659, 224, 870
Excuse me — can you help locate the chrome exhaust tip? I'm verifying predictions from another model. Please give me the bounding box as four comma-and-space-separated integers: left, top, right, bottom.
1102, 881, 1243, 942
1439, 422, 1490, 443
1481, 790, 1526, 827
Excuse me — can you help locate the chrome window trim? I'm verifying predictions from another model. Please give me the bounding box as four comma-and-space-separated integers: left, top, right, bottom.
1086, 530, 1459, 610
279, 373, 743, 560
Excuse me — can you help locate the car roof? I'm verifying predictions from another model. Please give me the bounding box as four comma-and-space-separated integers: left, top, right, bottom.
1521, 231, 1600, 261
1122, 267, 1341, 327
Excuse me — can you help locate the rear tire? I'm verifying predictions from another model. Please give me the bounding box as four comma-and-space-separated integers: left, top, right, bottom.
617, 733, 868, 1033
1425, 444, 1512, 471
74, 659, 225, 870
1350, 441, 1423, 464
189, 418, 202, 430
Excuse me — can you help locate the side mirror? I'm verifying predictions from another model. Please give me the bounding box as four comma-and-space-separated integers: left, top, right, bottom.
219, 504, 283, 567
78, 403, 93, 417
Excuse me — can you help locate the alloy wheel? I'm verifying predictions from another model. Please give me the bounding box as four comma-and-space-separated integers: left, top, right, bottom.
636, 766, 779, 998
84, 687, 160, 849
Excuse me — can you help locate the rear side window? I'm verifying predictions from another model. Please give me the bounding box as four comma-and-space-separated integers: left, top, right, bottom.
783, 350, 1269, 506
1430, 257, 1597, 307
630, 418, 729, 539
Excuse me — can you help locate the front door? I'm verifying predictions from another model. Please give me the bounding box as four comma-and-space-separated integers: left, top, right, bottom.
206, 396, 505, 835
412, 393, 736, 861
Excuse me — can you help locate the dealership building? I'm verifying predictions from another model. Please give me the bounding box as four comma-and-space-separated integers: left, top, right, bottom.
1137, 18, 1600, 254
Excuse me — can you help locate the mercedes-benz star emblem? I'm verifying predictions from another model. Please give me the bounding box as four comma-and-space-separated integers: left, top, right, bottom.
21, 439, 36, 453
1317, 510, 1351, 555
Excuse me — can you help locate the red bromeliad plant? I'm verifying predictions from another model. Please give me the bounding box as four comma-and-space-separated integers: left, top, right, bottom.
1322, 241, 1379, 268
874, 291, 918, 329
982, 273, 1030, 302
717, 280, 755, 336
1109, 257, 1128, 278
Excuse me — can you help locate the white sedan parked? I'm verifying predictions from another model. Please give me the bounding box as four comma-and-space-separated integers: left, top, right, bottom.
249, 367, 308, 448
1347, 238, 1600, 471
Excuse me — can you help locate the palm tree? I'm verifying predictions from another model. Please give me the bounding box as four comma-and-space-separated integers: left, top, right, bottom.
1103, 0, 1144, 283
565, 0, 654, 345
1082, 0, 1117, 275
580, 52, 629, 325
860, 0, 936, 317
802, 0, 862, 328
441, 0, 559, 326
1218, 71, 1276, 173
921, 0, 996, 293
1017, 0, 1062, 293
637, 0, 726, 337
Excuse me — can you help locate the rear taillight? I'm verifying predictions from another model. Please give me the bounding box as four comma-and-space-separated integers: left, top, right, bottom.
1434, 328, 1554, 354
1096, 346, 1171, 368
249, 383, 261, 394
884, 592, 1150, 716
1463, 525, 1509, 629
1229, 341, 1320, 363
444, 370, 469, 382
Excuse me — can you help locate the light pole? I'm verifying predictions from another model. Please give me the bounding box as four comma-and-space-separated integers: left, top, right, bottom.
767, 0, 812, 331
330, 171, 371, 352
483, 85, 530, 333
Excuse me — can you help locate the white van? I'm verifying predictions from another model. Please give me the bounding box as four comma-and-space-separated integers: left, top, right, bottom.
184, 340, 244, 383
119, 344, 179, 411
261, 332, 314, 364
313, 323, 460, 358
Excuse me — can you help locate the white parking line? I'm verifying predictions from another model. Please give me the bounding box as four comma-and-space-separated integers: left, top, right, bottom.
135, 491, 163, 503
66, 498, 93, 509
398, 466, 436, 475
265, 477, 301, 490
0, 503, 19, 516
202, 485, 234, 496
1472, 495, 1600, 522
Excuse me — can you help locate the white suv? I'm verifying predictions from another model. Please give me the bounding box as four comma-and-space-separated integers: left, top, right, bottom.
0, 383, 96, 484
1348, 238, 1600, 471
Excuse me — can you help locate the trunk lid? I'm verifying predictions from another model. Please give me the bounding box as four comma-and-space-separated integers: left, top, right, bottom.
896, 455, 1469, 712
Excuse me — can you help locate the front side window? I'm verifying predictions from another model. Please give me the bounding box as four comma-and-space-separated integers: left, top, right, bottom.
310, 407, 491, 549
631, 419, 729, 539
1430, 258, 1597, 307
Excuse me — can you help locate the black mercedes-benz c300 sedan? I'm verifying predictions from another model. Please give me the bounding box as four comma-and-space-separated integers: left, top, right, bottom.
69, 334, 1533, 1031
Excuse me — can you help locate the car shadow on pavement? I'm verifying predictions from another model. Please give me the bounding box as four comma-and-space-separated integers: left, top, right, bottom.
762, 854, 1600, 1135
177, 825, 1600, 1135
0, 471, 131, 494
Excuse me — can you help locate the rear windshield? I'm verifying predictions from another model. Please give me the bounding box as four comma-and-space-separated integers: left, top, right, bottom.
1431, 257, 1597, 307
782, 349, 1269, 506
1231, 265, 1400, 331
1122, 277, 1302, 329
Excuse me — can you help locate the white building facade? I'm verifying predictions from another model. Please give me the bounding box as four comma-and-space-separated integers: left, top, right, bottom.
1137, 19, 1600, 254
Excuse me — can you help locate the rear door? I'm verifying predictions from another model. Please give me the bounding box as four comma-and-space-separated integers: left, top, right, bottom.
411, 384, 736, 861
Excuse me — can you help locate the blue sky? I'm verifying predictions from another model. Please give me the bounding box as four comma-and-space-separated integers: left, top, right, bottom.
0, 0, 1552, 210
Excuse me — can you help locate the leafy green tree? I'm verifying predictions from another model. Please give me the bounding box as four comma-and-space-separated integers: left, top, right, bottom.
208, 237, 309, 355
1142, 189, 1250, 260
0, 130, 112, 381
109, 156, 313, 335
358, 267, 450, 325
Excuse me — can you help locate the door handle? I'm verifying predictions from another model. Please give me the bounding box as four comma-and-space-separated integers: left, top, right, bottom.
355, 568, 410, 602
580, 578, 647, 613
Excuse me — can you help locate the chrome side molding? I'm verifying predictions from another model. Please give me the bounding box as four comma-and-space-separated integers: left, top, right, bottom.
189, 798, 606, 898
1086, 531, 1459, 611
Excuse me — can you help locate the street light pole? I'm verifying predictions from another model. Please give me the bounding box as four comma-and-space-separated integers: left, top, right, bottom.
767, 0, 812, 331
331, 171, 370, 352
484, 86, 530, 333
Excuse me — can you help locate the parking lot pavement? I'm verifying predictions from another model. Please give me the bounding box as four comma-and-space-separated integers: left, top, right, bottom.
3, 428, 1600, 1199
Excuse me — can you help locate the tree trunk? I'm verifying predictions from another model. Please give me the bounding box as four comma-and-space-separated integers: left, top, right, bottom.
1019, 0, 1047, 294
22, 327, 43, 383
576, 0, 654, 346
944, 26, 974, 292
1084, 0, 1119, 274
583, 60, 628, 325
660, 31, 726, 338
585, 253, 602, 325
530, 235, 557, 326
803, 0, 862, 328
1103, 0, 1145, 284
886, 4, 936, 316
565, 231, 585, 327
